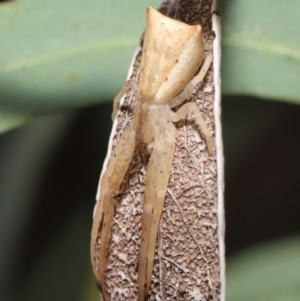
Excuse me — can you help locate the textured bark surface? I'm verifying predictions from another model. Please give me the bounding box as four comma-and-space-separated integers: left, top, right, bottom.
95, 0, 223, 300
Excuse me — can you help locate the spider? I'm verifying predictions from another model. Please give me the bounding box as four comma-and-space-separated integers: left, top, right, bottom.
91, 7, 213, 301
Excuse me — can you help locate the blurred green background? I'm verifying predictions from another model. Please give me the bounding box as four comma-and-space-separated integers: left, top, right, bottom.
1, 0, 300, 300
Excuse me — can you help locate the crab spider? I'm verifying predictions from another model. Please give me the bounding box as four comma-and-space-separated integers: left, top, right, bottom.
91, 7, 213, 301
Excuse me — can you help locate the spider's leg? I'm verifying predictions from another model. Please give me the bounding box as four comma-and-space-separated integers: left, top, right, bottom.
169, 52, 213, 109
111, 80, 131, 121
111, 80, 138, 120
138, 118, 176, 299
171, 102, 213, 156
91, 108, 140, 300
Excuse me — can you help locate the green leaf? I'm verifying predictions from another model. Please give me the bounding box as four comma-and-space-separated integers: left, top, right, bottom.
222, 0, 300, 103
0, 109, 32, 133
227, 236, 300, 301
1, 0, 300, 133
0, 0, 159, 132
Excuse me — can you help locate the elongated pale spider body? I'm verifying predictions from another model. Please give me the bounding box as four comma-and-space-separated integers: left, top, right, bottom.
91, 7, 213, 301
